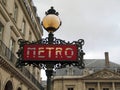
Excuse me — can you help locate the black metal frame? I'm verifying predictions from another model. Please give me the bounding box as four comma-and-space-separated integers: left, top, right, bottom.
16, 33, 85, 70
16, 6, 85, 90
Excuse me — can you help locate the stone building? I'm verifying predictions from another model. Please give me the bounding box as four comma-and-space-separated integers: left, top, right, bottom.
53, 52, 120, 90
0, 0, 43, 90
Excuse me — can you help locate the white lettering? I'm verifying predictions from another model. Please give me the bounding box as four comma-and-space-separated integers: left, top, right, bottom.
46, 47, 54, 58
56, 47, 62, 58
65, 48, 74, 58
38, 47, 45, 58
27, 47, 36, 58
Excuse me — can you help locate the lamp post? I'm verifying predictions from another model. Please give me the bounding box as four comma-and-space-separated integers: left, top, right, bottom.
42, 6, 61, 44
16, 6, 85, 90
42, 7, 61, 90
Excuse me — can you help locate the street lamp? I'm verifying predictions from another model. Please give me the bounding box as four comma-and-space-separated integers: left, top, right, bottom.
42, 7, 61, 44
42, 7, 61, 90
42, 7, 61, 33
16, 6, 85, 90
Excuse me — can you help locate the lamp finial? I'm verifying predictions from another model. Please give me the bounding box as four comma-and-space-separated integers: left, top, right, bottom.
45, 6, 59, 16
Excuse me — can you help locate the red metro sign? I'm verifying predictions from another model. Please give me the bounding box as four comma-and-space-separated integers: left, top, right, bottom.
23, 44, 78, 62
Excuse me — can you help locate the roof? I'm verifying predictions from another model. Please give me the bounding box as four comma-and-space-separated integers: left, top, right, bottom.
54, 59, 120, 76
85, 59, 120, 68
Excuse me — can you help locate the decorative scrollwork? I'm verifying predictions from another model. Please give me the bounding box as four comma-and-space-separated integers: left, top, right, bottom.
38, 37, 68, 45
16, 34, 85, 69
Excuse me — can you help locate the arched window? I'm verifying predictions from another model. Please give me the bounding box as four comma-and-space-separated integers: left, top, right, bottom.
4, 80, 13, 90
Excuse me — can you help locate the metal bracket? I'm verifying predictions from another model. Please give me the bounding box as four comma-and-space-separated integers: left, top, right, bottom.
16, 36, 85, 69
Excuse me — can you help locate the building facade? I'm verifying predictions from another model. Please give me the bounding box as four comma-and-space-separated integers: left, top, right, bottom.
53, 52, 120, 90
0, 0, 43, 90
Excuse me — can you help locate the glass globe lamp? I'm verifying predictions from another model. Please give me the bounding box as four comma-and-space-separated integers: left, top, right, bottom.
42, 7, 61, 33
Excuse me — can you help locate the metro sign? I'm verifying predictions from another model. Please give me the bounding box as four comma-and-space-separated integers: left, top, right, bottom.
23, 44, 78, 62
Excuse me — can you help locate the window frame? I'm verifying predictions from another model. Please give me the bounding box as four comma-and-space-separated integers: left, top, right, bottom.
9, 37, 15, 53
117, 69, 120, 73
2, 0, 7, 5
21, 19, 26, 35
67, 85, 75, 90
14, 3, 18, 22
68, 87, 74, 90
88, 88, 95, 90
0, 22, 4, 40
103, 88, 109, 90
28, 30, 32, 41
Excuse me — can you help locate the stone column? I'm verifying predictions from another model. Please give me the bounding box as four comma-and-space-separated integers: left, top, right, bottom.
112, 82, 115, 90
97, 82, 100, 90
83, 82, 86, 90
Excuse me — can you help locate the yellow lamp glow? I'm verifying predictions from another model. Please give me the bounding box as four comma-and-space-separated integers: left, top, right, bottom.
42, 14, 61, 33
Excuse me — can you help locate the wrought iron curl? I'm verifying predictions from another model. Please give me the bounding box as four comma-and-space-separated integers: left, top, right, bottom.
16, 37, 85, 69
16, 39, 31, 67
38, 37, 70, 45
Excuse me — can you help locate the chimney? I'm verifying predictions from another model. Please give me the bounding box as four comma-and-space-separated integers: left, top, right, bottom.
105, 52, 109, 68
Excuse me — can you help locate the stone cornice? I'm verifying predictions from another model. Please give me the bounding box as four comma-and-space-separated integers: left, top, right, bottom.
53, 76, 84, 81
18, 0, 42, 40
0, 55, 39, 90
0, 2, 9, 22
53, 69, 120, 81
82, 69, 120, 80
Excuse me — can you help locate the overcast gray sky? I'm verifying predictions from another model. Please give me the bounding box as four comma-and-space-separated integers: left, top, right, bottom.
33, 0, 120, 80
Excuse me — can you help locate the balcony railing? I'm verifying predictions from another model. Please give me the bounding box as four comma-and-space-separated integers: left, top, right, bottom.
0, 40, 44, 90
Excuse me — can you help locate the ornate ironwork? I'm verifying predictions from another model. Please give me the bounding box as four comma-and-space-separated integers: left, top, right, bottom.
16, 34, 85, 69
16, 7, 85, 90
45, 6, 59, 16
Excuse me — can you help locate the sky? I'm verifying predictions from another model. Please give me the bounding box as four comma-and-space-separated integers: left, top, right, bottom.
33, 0, 120, 80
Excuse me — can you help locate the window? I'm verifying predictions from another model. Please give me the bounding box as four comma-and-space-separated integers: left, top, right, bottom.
68, 88, 74, 90
0, 22, 4, 40
17, 87, 21, 90
66, 67, 74, 75
4, 80, 13, 90
28, 31, 32, 41
33, 66, 35, 76
88, 88, 94, 90
9, 38, 15, 53
9, 38, 15, 61
117, 69, 120, 73
2, 0, 7, 5
103, 88, 109, 90
37, 71, 40, 80
21, 19, 26, 35
14, 3, 18, 22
